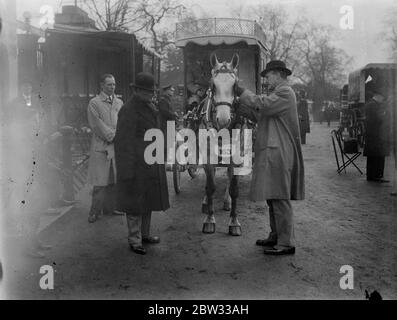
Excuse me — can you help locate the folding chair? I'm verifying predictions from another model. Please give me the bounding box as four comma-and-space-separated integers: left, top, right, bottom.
331, 129, 363, 174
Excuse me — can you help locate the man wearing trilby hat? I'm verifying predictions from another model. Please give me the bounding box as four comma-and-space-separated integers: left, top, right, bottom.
114, 72, 170, 255
235, 60, 305, 255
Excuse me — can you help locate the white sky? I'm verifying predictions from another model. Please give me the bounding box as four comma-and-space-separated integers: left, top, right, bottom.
13, 0, 397, 75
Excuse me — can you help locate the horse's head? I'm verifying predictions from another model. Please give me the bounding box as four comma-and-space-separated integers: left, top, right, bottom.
210, 52, 239, 129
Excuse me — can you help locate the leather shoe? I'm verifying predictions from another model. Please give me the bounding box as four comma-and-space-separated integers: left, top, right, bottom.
142, 236, 160, 244
263, 246, 295, 255
130, 245, 146, 255
88, 215, 98, 223
256, 238, 277, 247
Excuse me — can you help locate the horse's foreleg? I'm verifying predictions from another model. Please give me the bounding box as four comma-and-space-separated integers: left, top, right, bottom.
223, 169, 231, 211
228, 168, 241, 236
202, 165, 216, 234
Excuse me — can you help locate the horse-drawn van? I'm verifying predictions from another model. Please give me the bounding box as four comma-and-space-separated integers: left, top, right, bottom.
333, 63, 397, 174
172, 17, 269, 235
176, 18, 268, 108
346, 63, 397, 146
16, 5, 161, 200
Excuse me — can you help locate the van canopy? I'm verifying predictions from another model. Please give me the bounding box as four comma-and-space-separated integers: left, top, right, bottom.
348, 63, 397, 104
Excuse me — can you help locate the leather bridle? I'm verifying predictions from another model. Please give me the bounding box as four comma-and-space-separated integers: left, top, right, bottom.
211, 63, 238, 109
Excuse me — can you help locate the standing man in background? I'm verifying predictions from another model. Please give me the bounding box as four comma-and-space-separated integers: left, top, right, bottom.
87, 74, 123, 223
364, 90, 391, 183
158, 84, 177, 132
297, 90, 310, 144
158, 84, 177, 163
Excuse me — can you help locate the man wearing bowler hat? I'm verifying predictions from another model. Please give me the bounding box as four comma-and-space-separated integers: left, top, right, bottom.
114, 72, 170, 255
235, 60, 305, 255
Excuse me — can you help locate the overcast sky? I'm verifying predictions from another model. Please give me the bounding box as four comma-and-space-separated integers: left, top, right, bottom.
15, 0, 396, 75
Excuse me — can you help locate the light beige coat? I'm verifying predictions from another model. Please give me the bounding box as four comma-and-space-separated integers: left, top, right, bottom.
87, 92, 122, 186
239, 81, 305, 200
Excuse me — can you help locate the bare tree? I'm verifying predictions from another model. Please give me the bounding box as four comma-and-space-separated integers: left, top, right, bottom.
131, 0, 185, 53
81, 0, 135, 31
248, 5, 301, 63
81, 0, 186, 54
294, 19, 351, 119
381, 6, 397, 61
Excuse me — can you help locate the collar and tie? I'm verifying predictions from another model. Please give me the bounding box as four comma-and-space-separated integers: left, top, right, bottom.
101, 92, 113, 104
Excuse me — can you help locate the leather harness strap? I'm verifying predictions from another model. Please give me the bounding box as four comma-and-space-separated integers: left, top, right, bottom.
213, 101, 234, 108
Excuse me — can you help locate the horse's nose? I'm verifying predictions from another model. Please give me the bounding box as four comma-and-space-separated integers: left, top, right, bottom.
216, 117, 231, 129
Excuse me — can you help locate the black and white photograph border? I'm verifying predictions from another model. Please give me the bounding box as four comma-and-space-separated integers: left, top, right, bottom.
0, 0, 396, 301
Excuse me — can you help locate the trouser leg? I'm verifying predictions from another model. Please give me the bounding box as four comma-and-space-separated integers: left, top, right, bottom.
141, 210, 152, 239
103, 184, 116, 214
103, 163, 116, 214
269, 199, 295, 248
89, 186, 105, 217
367, 156, 374, 180
126, 213, 142, 247
300, 132, 306, 144
367, 156, 384, 180
266, 200, 278, 241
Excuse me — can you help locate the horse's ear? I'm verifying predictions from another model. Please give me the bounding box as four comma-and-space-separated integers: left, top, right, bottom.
210, 52, 219, 68
231, 53, 239, 70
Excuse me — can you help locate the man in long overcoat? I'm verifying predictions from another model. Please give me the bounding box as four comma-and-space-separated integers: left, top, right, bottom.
235, 60, 305, 255
364, 91, 391, 182
114, 72, 170, 255
297, 90, 310, 144
87, 74, 123, 222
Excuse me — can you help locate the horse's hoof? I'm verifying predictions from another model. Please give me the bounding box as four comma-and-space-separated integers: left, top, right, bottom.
223, 203, 231, 211
202, 222, 216, 234
228, 225, 242, 236
202, 203, 208, 213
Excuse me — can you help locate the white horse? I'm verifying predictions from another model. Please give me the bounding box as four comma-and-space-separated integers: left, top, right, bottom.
199, 52, 243, 236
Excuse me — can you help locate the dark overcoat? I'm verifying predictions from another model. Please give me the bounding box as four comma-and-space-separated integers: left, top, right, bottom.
297, 98, 310, 134
114, 94, 170, 213
363, 98, 391, 157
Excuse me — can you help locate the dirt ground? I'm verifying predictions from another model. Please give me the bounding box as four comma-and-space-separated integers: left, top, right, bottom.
1, 122, 397, 300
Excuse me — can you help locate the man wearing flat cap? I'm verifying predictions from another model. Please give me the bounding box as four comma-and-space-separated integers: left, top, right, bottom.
158, 84, 177, 132
235, 60, 305, 255
158, 84, 177, 162
114, 72, 170, 255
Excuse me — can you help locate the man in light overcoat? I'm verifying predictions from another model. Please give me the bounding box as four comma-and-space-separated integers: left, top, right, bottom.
235, 60, 305, 255
87, 74, 123, 223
